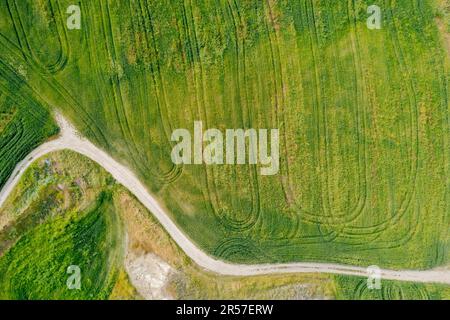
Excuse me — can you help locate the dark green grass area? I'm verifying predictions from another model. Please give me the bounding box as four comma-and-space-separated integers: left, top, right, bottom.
0, 0, 448, 270
0, 90, 58, 188
334, 275, 450, 300
0, 192, 121, 300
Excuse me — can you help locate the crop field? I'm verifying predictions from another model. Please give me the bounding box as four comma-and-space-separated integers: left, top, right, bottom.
0, 0, 448, 271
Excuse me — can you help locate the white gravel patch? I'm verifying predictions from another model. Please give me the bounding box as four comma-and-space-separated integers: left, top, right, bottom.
125, 252, 174, 300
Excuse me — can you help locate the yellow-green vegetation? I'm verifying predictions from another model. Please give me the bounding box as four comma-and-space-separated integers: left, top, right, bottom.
0, 150, 448, 300
109, 270, 140, 300
0, 0, 448, 270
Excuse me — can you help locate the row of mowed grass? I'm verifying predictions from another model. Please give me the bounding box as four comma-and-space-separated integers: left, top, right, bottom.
0, 0, 448, 269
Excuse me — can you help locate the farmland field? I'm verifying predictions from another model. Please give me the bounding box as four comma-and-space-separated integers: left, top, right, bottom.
0, 0, 449, 275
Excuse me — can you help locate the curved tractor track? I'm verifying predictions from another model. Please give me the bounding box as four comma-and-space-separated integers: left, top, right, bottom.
0, 113, 448, 285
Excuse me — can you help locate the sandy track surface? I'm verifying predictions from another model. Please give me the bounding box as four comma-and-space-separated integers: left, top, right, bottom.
0, 114, 449, 285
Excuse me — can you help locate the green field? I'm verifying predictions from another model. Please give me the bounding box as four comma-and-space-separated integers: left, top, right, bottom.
0, 0, 448, 270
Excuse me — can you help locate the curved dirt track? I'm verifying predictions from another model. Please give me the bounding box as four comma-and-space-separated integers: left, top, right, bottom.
0, 114, 449, 285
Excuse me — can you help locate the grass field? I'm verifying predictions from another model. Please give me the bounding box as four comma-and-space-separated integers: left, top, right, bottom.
0, 150, 448, 300
0, 0, 448, 270
0, 84, 58, 189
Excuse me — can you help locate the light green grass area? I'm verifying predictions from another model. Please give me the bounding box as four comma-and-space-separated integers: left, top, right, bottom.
0, 0, 448, 270
0, 150, 448, 300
